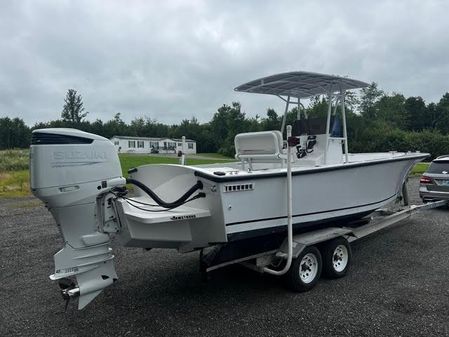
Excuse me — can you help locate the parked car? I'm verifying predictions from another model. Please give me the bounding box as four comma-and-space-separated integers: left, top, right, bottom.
419, 155, 449, 202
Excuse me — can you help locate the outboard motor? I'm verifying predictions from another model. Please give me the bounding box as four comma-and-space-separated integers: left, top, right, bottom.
30, 128, 126, 309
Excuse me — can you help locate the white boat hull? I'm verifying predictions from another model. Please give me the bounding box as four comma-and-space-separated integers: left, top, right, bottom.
116, 153, 426, 251
222, 158, 414, 239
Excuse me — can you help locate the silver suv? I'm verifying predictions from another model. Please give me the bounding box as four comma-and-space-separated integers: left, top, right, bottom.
419, 155, 449, 202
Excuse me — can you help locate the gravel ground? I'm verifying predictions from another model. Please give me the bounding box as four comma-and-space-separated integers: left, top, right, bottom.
1, 177, 448, 337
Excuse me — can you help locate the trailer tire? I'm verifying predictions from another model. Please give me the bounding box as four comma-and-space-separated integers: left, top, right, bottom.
322, 237, 351, 279
285, 246, 322, 292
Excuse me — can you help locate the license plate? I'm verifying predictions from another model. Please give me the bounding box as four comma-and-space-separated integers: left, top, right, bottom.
435, 179, 449, 186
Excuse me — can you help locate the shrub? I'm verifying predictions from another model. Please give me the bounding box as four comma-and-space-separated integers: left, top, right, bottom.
349, 123, 449, 160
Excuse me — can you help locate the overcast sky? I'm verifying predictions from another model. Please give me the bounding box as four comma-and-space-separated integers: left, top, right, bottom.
1, 0, 448, 126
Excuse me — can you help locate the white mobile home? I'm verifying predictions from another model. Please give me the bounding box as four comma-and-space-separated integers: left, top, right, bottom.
110, 136, 197, 154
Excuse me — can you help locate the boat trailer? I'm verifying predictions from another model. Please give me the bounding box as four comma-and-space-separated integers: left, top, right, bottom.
200, 199, 448, 290
200, 126, 449, 290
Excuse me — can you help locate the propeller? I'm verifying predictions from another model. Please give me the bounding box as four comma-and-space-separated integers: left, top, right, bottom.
58, 278, 77, 312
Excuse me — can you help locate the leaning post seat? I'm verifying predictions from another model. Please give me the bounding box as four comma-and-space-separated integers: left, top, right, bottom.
234, 131, 284, 164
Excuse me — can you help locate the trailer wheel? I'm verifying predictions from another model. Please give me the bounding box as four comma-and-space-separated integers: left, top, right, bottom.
285, 246, 322, 292
322, 237, 351, 279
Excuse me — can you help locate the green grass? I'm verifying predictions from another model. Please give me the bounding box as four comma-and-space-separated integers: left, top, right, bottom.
0, 149, 29, 171
0, 149, 30, 197
410, 162, 430, 175
119, 154, 234, 177
0, 149, 431, 198
0, 152, 234, 197
189, 153, 233, 160
0, 170, 30, 197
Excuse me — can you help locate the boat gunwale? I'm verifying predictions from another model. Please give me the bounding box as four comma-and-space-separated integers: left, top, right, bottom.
193, 153, 429, 183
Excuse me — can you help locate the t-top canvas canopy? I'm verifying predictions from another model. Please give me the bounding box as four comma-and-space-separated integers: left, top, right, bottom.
234, 71, 369, 99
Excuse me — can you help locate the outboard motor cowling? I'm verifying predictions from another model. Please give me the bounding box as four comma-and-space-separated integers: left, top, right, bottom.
30, 128, 125, 309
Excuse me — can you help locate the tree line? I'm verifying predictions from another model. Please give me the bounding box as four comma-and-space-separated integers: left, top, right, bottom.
1, 85, 449, 158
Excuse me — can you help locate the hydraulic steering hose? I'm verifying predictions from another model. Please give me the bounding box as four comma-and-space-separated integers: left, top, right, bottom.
126, 178, 204, 209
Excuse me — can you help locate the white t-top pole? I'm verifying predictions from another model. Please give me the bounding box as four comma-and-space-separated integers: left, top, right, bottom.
263, 125, 293, 276
181, 136, 186, 165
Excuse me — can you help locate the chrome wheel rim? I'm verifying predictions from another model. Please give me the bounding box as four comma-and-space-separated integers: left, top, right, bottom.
332, 245, 349, 272
299, 253, 318, 284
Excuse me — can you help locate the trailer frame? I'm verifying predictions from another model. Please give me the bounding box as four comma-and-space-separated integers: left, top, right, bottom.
201, 195, 447, 291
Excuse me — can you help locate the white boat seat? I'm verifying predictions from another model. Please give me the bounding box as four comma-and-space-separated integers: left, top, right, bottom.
234, 131, 284, 163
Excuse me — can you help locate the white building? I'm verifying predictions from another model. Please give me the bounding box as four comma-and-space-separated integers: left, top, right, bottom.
110, 136, 197, 154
